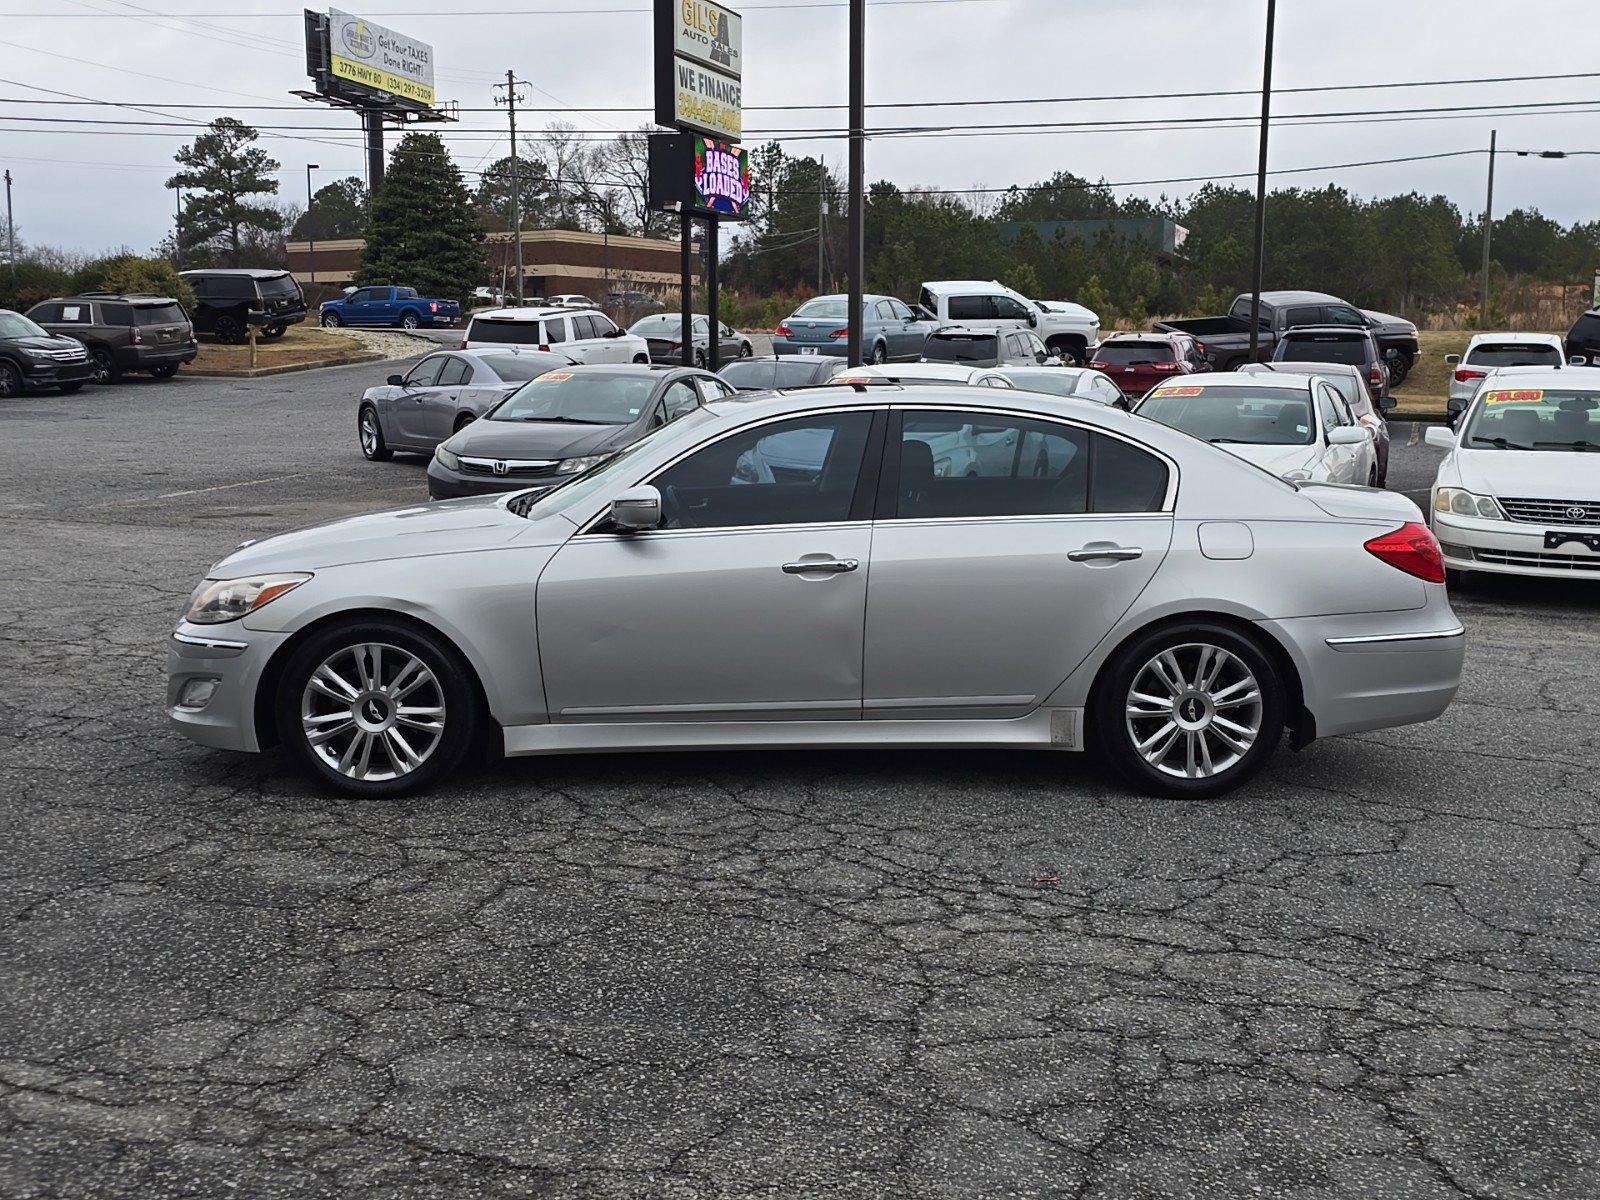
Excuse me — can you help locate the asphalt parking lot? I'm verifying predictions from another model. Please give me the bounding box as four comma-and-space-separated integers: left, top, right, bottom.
2, 361, 1598, 1199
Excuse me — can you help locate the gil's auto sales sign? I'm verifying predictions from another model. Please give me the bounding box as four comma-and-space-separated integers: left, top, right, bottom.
656, 0, 742, 141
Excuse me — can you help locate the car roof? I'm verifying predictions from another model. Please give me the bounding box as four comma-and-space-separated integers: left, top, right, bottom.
471, 306, 597, 321
1480, 365, 1578, 381
456, 346, 572, 361
45, 293, 181, 305
1257, 290, 1341, 305
921, 280, 1007, 295
1180, 370, 1315, 390
1245, 360, 1362, 377
1101, 331, 1182, 342
1280, 324, 1371, 336
845, 362, 995, 383
1466, 331, 1565, 346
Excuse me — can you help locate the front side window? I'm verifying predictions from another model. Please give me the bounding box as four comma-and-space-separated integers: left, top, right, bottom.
591, 313, 618, 336
1325, 304, 1367, 327
896, 411, 1090, 519
1316, 386, 1344, 432
661, 380, 700, 421
889, 298, 914, 321
1139, 383, 1314, 446
349, 288, 375, 304
570, 315, 598, 340
993, 295, 1033, 321
404, 357, 445, 388
652, 411, 873, 530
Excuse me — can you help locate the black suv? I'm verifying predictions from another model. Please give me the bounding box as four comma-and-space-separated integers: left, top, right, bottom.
0, 308, 96, 397
1270, 324, 1389, 402
1566, 308, 1600, 365
27, 293, 197, 383
180, 269, 307, 343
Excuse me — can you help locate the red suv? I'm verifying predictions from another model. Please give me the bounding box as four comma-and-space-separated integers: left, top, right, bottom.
1090, 332, 1203, 398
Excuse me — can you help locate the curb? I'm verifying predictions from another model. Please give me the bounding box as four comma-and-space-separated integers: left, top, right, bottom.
181, 351, 385, 379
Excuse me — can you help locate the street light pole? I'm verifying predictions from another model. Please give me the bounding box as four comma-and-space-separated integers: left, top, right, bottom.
173, 186, 183, 271
1246, 0, 1276, 362
846, 0, 865, 366
1480, 129, 1496, 324
305, 163, 319, 288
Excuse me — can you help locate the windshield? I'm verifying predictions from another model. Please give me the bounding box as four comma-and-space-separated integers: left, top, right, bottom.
923, 334, 998, 364
479, 353, 563, 382
793, 297, 848, 319
0, 312, 50, 339
1461, 387, 1600, 451
999, 369, 1082, 398
490, 372, 657, 425
257, 274, 300, 298
1465, 343, 1564, 369
1097, 342, 1173, 366
1279, 334, 1366, 365
133, 303, 187, 326
511, 409, 719, 520
1139, 384, 1314, 446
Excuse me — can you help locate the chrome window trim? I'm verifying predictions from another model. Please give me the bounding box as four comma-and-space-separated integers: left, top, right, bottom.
1324, 627, 1465, 647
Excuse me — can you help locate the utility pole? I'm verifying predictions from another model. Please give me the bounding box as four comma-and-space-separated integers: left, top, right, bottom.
846, 0, 865, 365
1480, 129, 1496, 325
172, 186, 183, 270
305, 163, 319, 288
494, 71, 529, 305
817, 154, 826, 294
4, 170, 14, 284
1246, 0, 1276, 362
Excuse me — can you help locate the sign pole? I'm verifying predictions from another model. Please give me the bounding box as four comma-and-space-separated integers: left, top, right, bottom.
706, 217, 720, 371
680, 210, 694, 368
1246, 0, 1275, 363
363, 110, 385, 191
846, 0, 865, 366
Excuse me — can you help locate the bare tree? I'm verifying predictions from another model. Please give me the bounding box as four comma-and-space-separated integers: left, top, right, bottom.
519, 123, 604, 230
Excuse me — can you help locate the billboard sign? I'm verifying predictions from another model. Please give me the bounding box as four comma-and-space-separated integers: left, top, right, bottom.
327, 8, 435, 109
656, 0, 742, 141
694, 137, 750, 219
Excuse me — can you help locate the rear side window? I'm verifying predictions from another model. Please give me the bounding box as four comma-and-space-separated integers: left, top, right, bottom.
946, 295, 994, 321
1282, 306, 1321, 327
435, 357, 470, 386
99, 302, 133, 326
1093, 436, 1169, 513
468, 319, 542, 346
133, 303, 187, 326
896, 411, 1090, 518
210, 275, 256, 300
543, 318, 567, 344
1280, 334, 1366, 365
397, 287, 418, 299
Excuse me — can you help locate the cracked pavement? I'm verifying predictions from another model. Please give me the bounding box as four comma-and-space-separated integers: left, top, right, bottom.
1, 364, 1598, 1198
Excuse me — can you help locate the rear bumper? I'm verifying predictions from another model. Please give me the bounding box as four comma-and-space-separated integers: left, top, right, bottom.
772, 338, 847, 359
122, 342, 198, 368
1433, 510, 1600, 579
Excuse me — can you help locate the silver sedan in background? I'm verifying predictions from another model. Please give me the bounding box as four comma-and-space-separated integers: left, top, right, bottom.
169, 386, 1462, 801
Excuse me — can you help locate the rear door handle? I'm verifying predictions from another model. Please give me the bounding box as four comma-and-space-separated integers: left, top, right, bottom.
1067, 545, 1143, 562
782, 558, 859, 575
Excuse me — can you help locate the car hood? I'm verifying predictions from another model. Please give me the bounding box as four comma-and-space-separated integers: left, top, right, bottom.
1362, 309, 1417, 337
1450, 448, 1600, 499
209, 494, 536, 574
8, 333, 86, 353
445, 418, 632, 460
1216, 442, 1318, 476
1042, 302, 1098, 324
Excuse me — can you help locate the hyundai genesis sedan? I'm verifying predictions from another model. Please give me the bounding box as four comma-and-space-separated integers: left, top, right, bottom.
168, 385, 1463, 800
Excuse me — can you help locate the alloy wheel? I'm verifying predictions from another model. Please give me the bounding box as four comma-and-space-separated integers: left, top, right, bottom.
299, 642, 446, 782
0, 362, 19, 397
1123, 642, 1263, 780
359, 409, 380, 457
91, 351, 114, 384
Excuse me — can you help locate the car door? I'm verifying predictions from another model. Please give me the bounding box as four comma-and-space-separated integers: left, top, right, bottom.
1313, 383, 1357, 482
659, 378, 701, 424
992, 293, 1035, 335
535, 408, 881, 722
588, 312, 628, 362
564, 313, 600, 363
719, 321, 740, 361
419, 355, 472, 442
946, 294, 1000, 335
390, 355, 447, 445
863, 407, 1174, 720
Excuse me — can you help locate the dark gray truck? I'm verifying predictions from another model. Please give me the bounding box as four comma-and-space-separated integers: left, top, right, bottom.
1155, 290, 1420, 385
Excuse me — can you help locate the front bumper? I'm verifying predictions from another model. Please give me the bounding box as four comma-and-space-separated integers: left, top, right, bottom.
1261, 595, 1464, 739
427, 458, 557, 500
165, 622, 291, 754
1433, 510, 1600, 579
22, 358, 94, 390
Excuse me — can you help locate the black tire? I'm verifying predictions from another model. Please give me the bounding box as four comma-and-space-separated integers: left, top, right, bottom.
274, 618, 481, 798
321, 312, 343, 328
632, 354, 649, 364
89, 348, 119, 385
358, 404, 392, 462
1367, 465, 1378, 488
58, 381, 85, 394
149, 364, 180, 379
1092, 621, 1287, 800
453, 412, 475, 433
1387, 352, 1413, 387
262, 323, 286, 339
694, 349, 707, 369
0, 361, 20, 398
401, 311, 421, 330
214, 315, 245, 344
739, 342, 752, 358
1050, 340, 1086, 367
871, 341, 887, 365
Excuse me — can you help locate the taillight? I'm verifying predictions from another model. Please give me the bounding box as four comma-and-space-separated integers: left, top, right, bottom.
1151, 361, 1181, 372
1365, 522, 1445, 583
1452, 367, 1486, 384
1089, 359, 1109, 370
429, 301, 438, 313
773, 324, 792, 338
828, 327, 848, 339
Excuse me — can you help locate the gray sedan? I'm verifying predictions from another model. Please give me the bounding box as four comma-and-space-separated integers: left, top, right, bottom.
168, 386, 1463, 801
629, 313, 751, 367
358, 348, 576, 460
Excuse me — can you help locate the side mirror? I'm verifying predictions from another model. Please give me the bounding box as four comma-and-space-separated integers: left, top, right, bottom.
608, 485, 661, 532
1026, 312, 1038, 328
387, 374, 405, 387
604, 328, 624, 338
1379, 394, 1398, 413
1444, 354, 1461, 365
1425, 425, 1457, 450
1327, 426, 1368, 446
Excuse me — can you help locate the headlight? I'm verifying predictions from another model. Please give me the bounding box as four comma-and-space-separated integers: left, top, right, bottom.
434, 445, 461, 471
556, 454, 609, 475
184, 573, 310, 625
1434, 487, 1502, 520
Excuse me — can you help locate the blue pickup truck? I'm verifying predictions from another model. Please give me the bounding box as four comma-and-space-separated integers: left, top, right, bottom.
318, 286, 461, 330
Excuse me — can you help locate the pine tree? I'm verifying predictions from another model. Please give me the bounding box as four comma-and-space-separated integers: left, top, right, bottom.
166, 118, 282, 267
358, 133, 486, 304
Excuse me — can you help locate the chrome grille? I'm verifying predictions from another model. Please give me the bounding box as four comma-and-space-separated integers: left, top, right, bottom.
1498, 497, 1600, 527
41, 347, 87, 361
457, 456, 559, 478
1471, 547, 1600, 572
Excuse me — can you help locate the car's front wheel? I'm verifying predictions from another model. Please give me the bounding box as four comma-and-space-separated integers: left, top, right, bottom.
1093, 623, 1286, 799
275, 619, 480, 797
358, 404, 392, 461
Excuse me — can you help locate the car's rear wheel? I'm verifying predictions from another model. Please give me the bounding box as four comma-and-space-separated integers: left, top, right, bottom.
0, 361, 21, 398
1093, 623, 1286, 799
321, 312, 343, 328
149, 364, 180, 379
401, 311, 421, 330
90, 348, 118, 384
871, 341, 887, 365
275, 620, 480, 797
1049, 340, 1085, 366
740, 342, 752, 358
358, 404, 392, 461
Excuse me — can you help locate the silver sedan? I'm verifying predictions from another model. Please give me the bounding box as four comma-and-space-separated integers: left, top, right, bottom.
168, 386, 1464, 799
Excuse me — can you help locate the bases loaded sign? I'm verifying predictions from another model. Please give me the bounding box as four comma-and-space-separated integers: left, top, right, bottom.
655, 0, 742, 141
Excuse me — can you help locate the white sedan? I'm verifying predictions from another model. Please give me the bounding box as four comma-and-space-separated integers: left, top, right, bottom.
1426, 366, 1600, 580
1134, 372, 1377, 486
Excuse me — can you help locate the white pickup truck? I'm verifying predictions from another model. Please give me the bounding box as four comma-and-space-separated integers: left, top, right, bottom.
918, 280, 1100, 365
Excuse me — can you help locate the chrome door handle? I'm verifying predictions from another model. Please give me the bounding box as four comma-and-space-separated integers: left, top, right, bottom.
1067, 545, 1143, 562
782, 558, 859, 574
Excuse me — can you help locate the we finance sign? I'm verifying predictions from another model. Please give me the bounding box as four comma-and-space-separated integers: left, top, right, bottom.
657, 0, 742, 141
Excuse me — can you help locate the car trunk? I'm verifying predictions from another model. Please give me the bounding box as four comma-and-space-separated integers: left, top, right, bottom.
133, 302, 192, 347
783, 318, 843, 347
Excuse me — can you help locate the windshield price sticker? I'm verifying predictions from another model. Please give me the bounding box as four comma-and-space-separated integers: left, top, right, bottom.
537, 372, 573, 383
1150, 385, 1204, 398
1483, 389, 1544, 404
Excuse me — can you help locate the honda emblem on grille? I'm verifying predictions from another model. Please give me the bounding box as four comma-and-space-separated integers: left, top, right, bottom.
492, 460, 509, 476
1565, 506, 1588, 521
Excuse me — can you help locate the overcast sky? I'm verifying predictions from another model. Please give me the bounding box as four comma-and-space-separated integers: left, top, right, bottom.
1, 0, 1595, 254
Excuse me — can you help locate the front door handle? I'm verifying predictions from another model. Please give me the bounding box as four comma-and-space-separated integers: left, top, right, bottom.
1067, 545, 1143, 562
782, 558, 859, 575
